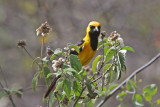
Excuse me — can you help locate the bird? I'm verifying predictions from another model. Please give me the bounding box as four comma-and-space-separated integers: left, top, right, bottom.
70, 21, 101, 65
44, 21, 101, 98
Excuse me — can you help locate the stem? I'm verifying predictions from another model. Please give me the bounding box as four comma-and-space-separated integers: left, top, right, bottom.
97, 53, 160, 107
41, 36, 45, 69
41, 36, 44, 59
0, 65, 8, 88
72, 86, 86, 107
23, 47, 41, 69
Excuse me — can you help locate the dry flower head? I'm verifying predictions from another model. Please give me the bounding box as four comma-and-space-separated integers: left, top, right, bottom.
52, 58, 64, 71
46, 47, 54, 56
36, 21, 52, 36
108, 31, 120, 41
17, 40, 26, 48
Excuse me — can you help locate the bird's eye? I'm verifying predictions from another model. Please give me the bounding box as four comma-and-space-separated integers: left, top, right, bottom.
90, 26, 95, 29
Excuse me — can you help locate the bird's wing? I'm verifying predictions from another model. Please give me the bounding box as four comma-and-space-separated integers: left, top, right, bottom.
70, 40, 85, 55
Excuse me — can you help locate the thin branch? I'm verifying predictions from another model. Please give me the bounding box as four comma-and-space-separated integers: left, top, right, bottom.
0, 80, 16, 107
97, 53, 160, 107
0, 65, 8, 88
23, 47, 41, 69
72, 86, 86, 107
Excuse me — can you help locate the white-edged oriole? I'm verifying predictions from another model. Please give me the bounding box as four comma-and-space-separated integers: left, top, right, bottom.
44, 21, 101, 98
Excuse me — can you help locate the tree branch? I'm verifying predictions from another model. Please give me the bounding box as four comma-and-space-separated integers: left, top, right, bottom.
97, 53, 160, 107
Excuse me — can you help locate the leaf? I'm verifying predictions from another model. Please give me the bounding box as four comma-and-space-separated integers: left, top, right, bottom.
47, 73, 54, 78
108, 84, 118, 94
73, 81, 82, 98
143, 84, 158, 102
121, 46, 135, 52
85, 81, 93, 95
69, 45, 79, 53
43, 67, 51, 84
32, 76, 38, 91
32, 72, 39, 91
42, 57, 49, 65
103, 64, 111, 73
62, 79, 71, 97
104, 46, 109, 56
126, 80, 137, 92
32, 57, 40, 66
116, 91, 127, 101
0, 91, 7, 99
70, 55, 82, 72
109, 70, 116, 83
118, 52, 126, 72
92, 55, 102, 74
55, 78, 64, 92
50, 48, 62, 60
132, 93, 144, 106
105, 48, 116, 64
156, 99, 160, 105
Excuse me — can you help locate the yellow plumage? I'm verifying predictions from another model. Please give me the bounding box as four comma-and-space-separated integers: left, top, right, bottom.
75, 21, 101, 65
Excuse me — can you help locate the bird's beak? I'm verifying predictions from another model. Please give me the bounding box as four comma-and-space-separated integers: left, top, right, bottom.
93, 26, 99, 32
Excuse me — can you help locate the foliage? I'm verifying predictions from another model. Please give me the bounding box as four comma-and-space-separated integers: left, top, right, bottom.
29, 30, 136, 106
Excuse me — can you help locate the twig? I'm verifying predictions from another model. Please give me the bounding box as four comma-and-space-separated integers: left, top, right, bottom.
23, 47, 41, 69
72, 86, 86, 107
0, 65, 8, 88
0, 81, 16, 107
97, 53, 160, 107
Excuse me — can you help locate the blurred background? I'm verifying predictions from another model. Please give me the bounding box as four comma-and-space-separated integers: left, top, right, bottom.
0, 0, 160, 107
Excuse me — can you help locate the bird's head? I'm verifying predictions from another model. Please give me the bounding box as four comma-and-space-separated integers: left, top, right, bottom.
87, 21, 101, 37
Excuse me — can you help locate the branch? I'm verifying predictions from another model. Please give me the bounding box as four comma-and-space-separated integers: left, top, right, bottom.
97, 53, 160, 107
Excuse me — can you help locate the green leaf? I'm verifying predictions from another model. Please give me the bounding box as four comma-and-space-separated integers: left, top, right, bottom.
104, 46, 109, 56
80, 70, 87, 80
0, 91, 7, 99
69, 45, 79, 53
32, 76, 38, 91
85, 81, 93, 95
43, 67, 51, 84
116, 91, 127, 101
132, 93, 144, 106
73, 81, 82, 97
32, 72, 39, 91
70, 55, 82, 72
105, 48, 116, 64
121, 46, 135, 52
47, 73, 54, 78
109, 70, 116, 83
63, 79, 71, 97
55, 78, 64, 92
32, 57, 40, 66
92, 55, 102, 74
50, 48, 62, 60
156, 99, 160, 105
108, 84, 118, 94
126, 80, 137, 92
42, 57, 49, 65
143, 84, 158, 102
103, 64, 111, 73
118, 52, 126, 72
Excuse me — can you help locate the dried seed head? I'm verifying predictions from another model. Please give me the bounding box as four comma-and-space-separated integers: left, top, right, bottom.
46, 47, 54, 56
108, 31, 120, 41
101, 31, 107, 39
36, 21, 52, 36
17, 40, 26, 48
52, 58, 64, 71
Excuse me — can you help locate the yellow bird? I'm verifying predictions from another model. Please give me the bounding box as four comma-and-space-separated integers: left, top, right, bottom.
70, 21, 101, 65
44, 21, 101, 98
